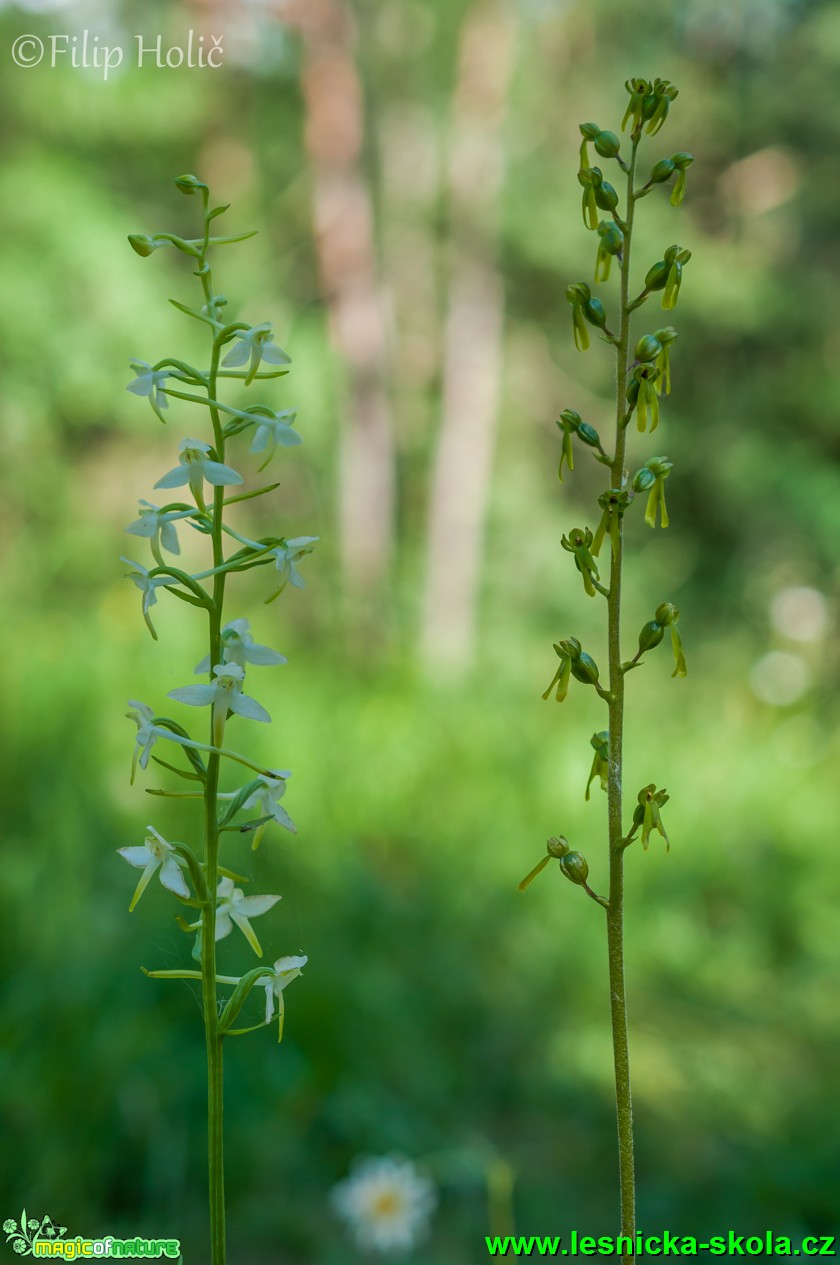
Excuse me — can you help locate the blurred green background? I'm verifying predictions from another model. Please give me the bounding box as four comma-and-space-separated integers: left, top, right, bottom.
1, 0, 839, 1259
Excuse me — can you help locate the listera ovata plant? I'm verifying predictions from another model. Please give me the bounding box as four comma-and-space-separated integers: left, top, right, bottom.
519, 80, 693, 1251
119, 174, 317, 1264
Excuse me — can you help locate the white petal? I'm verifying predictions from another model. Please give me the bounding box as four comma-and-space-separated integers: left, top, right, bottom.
222, 339, 250, 367
159, 521, 181, 555
118, 846, 154, 869
272, 425, 302, 447
260, 343, 291, 365
215, 910, 233, 941
168, 684, 217, 707
154, 466, 190, 490
228, 693, 272, 724
180, 437, 211, 454
249, 425, 270, 454
202, 460, 244, 487
125, 518, 156, 538
271, 803, 297, 833
263, 982, 274, 1026
126, 376, 153, 397
225, 618, 250, 636
193, 654, 212, 675
235, 894, 281, 917
243, 643, 287, 666
159, 857, 190, 899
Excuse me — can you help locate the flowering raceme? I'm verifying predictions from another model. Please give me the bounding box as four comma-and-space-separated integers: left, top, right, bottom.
118, 174, 316, 1264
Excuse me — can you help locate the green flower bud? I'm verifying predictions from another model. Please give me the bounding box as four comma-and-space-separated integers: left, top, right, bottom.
559, 408, 583, 429
632, 467, 656, 494
570, 650, 601, 688
635, 334, 663, 363
559, 852, 590, 885
547, 835, 571, 858
175, 173, 208, 196
128, 233, 165, 258
644, 260, 669, 292
594, 129, 621, 158
577, 421, 601, 447
583, 296, 608, 330
650, 158, 675, 184
654, 602, 678, 625
594, 179, 619, 213
637, 620, 665, 654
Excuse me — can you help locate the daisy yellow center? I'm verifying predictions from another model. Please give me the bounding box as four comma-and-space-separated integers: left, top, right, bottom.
370, 1189, 403, 1219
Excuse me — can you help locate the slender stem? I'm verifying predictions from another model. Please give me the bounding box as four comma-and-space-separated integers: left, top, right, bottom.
198, 214, 228, 1265
606, 137, 639, 1259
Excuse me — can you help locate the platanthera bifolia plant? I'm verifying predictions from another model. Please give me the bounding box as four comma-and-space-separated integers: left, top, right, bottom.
519, 81, 693, 1248
119, 174, 316, 1264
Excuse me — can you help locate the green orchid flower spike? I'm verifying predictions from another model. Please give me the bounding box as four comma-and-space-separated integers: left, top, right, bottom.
527, 79, 697, 1250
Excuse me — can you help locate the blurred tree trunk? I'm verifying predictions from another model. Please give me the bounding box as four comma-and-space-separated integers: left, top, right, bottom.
420, 1, 517, 673
286, 0, 396, 631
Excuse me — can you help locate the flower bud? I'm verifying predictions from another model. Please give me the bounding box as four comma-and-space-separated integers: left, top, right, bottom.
594, 129, 621, 158
558, 408, 583, 430
128, 234, 164, 258
559, 852, 589, 885
644, 260, 669, 292
654, 602, 678, 626
175, 173, 207, 196
637, 620, 665, 654
583, 296, 608, 330
649, 158, 675, 184
635, 334, 663, 363
632, 467, 656, 493
547, 835, 570, 858
570, 650, 601, 688
577, 421, 601, 448
579, 122, 601, 141
594, 179, 619, 213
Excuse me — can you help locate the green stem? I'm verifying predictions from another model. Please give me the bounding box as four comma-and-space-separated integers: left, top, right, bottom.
607, 136, 639, 1259
197, 206, 228, 1265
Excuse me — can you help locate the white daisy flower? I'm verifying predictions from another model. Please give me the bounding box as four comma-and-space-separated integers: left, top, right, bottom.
332, 1155, 437, 1254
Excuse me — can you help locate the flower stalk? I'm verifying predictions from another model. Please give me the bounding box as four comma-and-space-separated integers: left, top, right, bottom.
522, 80, 693, 1259
120, 177, 314, 1263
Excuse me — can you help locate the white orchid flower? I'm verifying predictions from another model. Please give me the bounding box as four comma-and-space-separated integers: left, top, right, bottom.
261, 955, 308, 1040
270, 536, 319, 593
118, 825, 190, 911
222, 322, 291, 386
214, 877, 281, 956
243, 771, 296, 849
249, 409, 301, 470
154, 437, 242, 511
125, 500, 195, 567
194, 618, 287, 675
121, 556, 171, 639
126, 359, 171, 420
168, 661, 271, 746
127, 699, 280, 785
